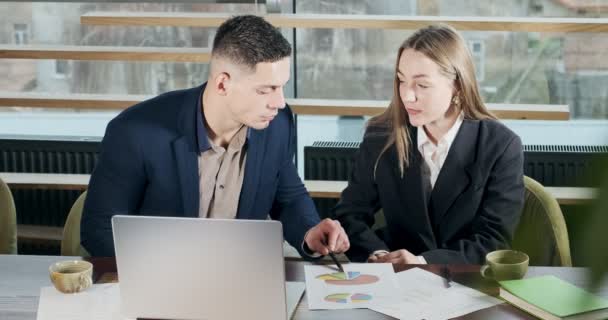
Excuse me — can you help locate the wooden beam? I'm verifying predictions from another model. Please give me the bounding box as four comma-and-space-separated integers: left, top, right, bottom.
0, 92, 569, 120
0, 172, 596, 205
81, 12, 608, 32
288, 99, 386, 117
485, 103, 570, 120
0, 92, 146, 110
304, 180, 596, 205
288, 99, 570, 120
544, 186, 597, 205
1, 172, 89, 190
17, 224, 63, 242
0, 45, 210, 62
304, 180, 349, 198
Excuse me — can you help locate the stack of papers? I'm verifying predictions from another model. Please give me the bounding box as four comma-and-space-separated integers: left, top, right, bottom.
37, 282, 306, 320
36, 284, 133, 320
371, 268, 503, 319
304, 265, 502, 319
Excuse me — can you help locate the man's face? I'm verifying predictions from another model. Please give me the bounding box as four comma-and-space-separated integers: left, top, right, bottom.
226, 57, 291, 130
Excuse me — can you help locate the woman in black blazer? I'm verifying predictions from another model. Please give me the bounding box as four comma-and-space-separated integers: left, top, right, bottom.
332, 25, 525, 265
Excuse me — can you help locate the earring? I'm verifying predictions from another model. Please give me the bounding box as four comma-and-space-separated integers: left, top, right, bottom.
451, 95, 461, 108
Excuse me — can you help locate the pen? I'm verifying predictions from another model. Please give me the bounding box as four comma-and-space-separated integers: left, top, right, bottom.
322, 239, 348, 279
328, 251, 346, 275
441, 265, 452, 288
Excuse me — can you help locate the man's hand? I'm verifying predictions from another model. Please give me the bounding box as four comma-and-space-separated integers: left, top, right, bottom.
304, 218, 350, 256
368, 249, 420, 265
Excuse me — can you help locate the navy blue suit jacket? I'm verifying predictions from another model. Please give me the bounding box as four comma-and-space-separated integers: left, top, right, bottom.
81, 84, 320, 257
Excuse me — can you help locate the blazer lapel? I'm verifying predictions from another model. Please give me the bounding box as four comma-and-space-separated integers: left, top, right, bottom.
429, 120, 479, 223
236, 128, 267, 219
395, 128, 437, 250
172, 85, 204, 218
173, 137, 199, 217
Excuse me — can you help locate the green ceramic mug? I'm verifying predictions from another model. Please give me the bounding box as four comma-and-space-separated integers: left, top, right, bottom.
480, 250, 529, 281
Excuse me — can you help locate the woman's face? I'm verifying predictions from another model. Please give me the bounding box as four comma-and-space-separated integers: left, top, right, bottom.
397, 49, 457, 128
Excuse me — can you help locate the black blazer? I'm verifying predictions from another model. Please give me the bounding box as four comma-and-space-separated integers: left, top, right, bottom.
332, 119, 525, 264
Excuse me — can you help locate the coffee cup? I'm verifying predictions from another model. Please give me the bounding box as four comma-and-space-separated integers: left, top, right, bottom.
49, 260, 93, 293
480, 250, 529, 281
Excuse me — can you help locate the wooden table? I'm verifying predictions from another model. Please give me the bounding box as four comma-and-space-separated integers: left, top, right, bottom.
87, 257, 608, 320
2, 254, 607, 320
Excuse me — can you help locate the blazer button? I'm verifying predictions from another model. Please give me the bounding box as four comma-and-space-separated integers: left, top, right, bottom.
219, 185, 225, 189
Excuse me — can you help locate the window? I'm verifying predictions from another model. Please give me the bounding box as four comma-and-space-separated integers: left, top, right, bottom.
54, 60, 70, 78
316, 29, 334, 52
468, 40, 485, 81
13, 24, 28, 45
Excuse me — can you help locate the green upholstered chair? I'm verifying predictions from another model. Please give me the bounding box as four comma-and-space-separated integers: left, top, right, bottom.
512, 176, 572, 266
61, 191, 90, 257
0, 177, 17, 254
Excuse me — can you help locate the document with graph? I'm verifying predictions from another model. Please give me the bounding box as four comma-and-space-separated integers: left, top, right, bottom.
304, 263, 400, 310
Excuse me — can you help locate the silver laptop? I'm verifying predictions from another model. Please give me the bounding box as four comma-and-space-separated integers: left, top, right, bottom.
112, 215, 302, 320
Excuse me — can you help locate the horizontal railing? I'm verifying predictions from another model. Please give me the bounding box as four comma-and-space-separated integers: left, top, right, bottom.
304, 180, 596, 206
0, 173, 596, 205
0, 92, 570, 120
80, 12, 608, 32
0, 45, 211, 62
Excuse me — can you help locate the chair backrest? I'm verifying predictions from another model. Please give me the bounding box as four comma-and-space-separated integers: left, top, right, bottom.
61, 191, 89, 256
0, 177, 17, 254
512, 176, 572, 266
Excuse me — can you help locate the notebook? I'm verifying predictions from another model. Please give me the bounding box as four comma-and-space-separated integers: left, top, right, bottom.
499, 275, 608, 320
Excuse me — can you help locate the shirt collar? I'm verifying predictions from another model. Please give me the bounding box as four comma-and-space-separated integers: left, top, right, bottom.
196, 85, 250, 153
196, 87, 212, 152
417, 112, 465, 150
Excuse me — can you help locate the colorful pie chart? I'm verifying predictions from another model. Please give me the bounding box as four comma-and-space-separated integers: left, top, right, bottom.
324, 293, 373, 303
316, 272, 379, 285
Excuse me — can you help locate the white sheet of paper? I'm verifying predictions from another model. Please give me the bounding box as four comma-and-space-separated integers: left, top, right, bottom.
304, 263, 400, 310
286, 281, 305, 319
370, 267, 503, 320
36, 284, 134, 320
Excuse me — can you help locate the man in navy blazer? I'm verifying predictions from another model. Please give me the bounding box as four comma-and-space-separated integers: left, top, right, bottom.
81, 15, 349, 258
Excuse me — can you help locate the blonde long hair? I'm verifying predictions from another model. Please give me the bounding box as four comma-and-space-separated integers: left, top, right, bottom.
369, 24, 496, 177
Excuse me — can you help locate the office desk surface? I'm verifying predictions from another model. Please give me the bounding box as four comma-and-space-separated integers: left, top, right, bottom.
2, 255, 608, 320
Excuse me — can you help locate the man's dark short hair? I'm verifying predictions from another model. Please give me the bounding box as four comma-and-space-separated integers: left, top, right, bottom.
212, 15, 292, 70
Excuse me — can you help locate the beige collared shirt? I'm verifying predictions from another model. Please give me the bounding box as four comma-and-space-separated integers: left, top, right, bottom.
198, 125, 248, 219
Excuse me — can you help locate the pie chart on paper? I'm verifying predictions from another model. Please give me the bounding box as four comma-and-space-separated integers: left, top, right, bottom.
324, 293, 373, 303
316, 271, 380, 285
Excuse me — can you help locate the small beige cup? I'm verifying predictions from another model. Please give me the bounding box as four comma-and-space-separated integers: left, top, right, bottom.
49, 260, 93, 294
480, 250, 529, 281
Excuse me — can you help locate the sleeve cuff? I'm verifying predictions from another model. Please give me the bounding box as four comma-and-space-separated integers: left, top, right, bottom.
367, 249, 389, 261
301, 230, 323, 258
417, 255, 427, 264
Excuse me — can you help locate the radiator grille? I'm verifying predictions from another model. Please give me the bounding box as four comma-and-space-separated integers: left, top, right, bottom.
523, 145, 608, 153
304, 141, 607, 216
0, 137, 101, 254
304, 142, 360, 218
